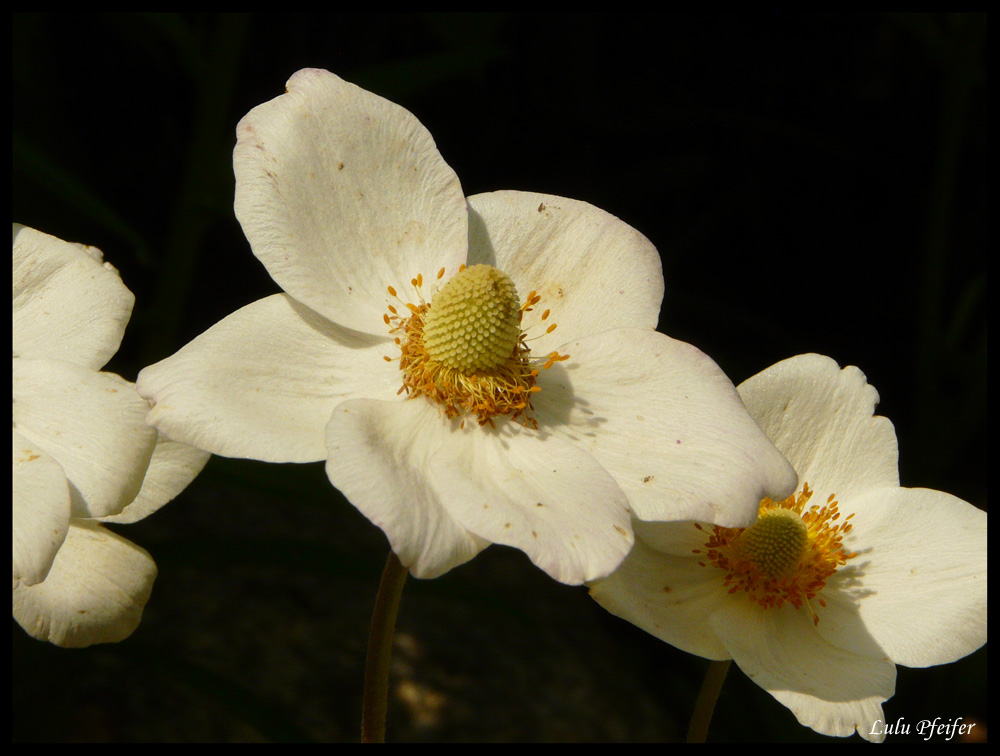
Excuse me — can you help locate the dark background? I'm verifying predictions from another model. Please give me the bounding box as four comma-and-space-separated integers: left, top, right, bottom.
13, 13, 986, 742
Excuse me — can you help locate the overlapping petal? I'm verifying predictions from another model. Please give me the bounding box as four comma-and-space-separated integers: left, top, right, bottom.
535, 329, 797, 527
138, 294, 399, 463
428, 419, 633, 584
712, 600, 895, 742
12, 521, 157, 648
12, 224, 133, 371
588, 533, 732, 660
737, 353, 899, 503
12, 429, 70, 586
466, 191, 664, 353
104, 435, 212, 524
13, 358, 157, 518
325, 398, 490, 579
234, 68, 469, 334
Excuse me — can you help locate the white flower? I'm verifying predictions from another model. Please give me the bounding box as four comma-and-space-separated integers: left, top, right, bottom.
12, 224, 209, 647
136, 68, 796, 585
589, 353, 987, 741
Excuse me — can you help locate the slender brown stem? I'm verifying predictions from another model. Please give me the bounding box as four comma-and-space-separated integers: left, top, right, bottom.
686, 659, 732, 743
361, 550, 409, 743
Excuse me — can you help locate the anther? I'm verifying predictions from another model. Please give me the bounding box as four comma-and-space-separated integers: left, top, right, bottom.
384, 264, 566, 428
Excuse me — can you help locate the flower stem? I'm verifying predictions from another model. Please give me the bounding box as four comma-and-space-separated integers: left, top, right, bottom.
361, 550, 409, 743
686, 659, 732, 743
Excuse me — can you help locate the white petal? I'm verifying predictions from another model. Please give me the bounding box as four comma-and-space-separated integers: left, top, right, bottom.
631, 516, 710, 557
589, 530, 731, 659
466, 191, 663, 355
12, 224, 133, 370
13, 359, 157, 518
429, 420, 633, 584
103, 435, 211, 524
836, 486, 987, 668
737, 354, 899, 503
234, 68, 468, 334
712, 600, 896, 742
138, 294, 399, 463
535, 329, 797, 527
325, 398, 489, 579
12, 429, 70, 585
12, 521, 156, 647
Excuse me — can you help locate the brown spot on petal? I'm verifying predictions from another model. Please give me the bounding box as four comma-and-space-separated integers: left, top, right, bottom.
543, 283, 566, 300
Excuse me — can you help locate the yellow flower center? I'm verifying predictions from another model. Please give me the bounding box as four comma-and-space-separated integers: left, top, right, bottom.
423, 264, 522, 372
384, 264, 568, 427
693, 483, 857, 625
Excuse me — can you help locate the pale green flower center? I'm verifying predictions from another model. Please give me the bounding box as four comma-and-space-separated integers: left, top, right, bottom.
422, 265, 521, 372
737, 508, 809, 579
383, 264, 569, 428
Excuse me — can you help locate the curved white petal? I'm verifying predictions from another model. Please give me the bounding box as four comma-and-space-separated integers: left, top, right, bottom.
466, 191, 663, 355
234, 68, 468, 334
429, 420, 633, 585
631, 516, 711, 557
12, 224, 133, 370
834, 486, 987, 668
12, 429, 70, 586
535, 329, 797, 527
589, 532, 732, 659
12, 521, 156, 648
138, 294, 399, 463
737, 354, 899, 504
713, 600, 896, 742
325, 398, 489, 579
13, 359, 157, 518
103, 435, 211, 524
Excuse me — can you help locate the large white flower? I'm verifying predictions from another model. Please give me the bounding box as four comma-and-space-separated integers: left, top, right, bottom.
136, 68, 796, 585
12, 224, 209, 647
590, 353, 987, 741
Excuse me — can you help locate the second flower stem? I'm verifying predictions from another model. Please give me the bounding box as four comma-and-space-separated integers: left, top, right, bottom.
686, 659, 732, 743
361, 549, 409, 743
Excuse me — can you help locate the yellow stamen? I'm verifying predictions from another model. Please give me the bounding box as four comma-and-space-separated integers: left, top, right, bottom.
692, 483, 857, 625
384, 264, 568, 427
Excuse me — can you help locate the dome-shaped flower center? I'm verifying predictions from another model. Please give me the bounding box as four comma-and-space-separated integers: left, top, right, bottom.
738, 508, 809, 580
422, 265, 521, 372
692, 483, 857, 624
383, 264, 568, 428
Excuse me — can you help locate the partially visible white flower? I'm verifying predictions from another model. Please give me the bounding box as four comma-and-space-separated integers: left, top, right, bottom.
12, 224, 209, 647
137, 69, 797, 586
590, 354, 987, 741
